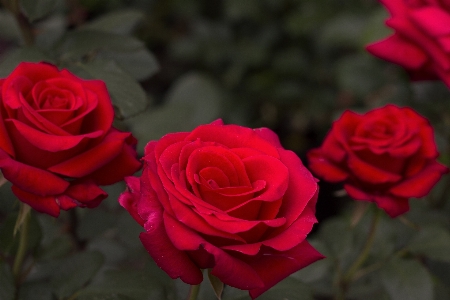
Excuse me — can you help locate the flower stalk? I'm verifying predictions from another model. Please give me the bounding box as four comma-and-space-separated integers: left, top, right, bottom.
187, 284, 201, 300
12, 203, 31, 283
336, 205, 382, 300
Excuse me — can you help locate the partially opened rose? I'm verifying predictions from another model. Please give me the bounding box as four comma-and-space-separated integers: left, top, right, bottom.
0, 62, 141, 217
366, 0, 450, 85
119, 120, 323, 299
308, 105, 448, 217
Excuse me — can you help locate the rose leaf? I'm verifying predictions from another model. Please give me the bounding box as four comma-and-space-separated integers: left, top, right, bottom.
380, 258, 433, 300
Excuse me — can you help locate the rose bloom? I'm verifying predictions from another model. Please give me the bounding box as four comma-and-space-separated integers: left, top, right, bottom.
0, 62, 141, 217
119, 120, 323, 299
366, 0, 450, 85
308, 105, 448, 217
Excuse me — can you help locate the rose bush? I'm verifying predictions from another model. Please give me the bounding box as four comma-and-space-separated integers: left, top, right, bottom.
308, 104, 448, 217
366, 0, 450, 86
119, 120, 323, 299
0, 62, 141, 217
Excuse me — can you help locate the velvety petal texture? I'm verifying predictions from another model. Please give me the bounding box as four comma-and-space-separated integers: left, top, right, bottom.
307, 105, 448, 217
119, 120, 323, 299
366, 0, 450, 86
0, 62, 141, 217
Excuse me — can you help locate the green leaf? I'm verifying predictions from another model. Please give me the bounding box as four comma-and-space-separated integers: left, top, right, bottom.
35, 15, 67, 50
57, 30, 144, 60
257, 277, 314, 300
99, 48, 159, 81
77, 209, 116, 240
0, 262, 14, 300
406, 225, 450, 263
82, 9, 144, 34
18, 282, 53, 300
52, 251, 104, 299
208, 270, 224, 300
0, 213, 18, 255
20, 0, 57, 22
0, 9, 21, 41
319, 217, 353, 260
87, 237, 127, 263
78, 261, 176, 300
0, 46, 53, 77
380, 258, 433, 300
36, 235, 73, 260
29, 251, 104, 299
125, 72, 223, 153
223, 277, 314, 300
79, 59, 148, 118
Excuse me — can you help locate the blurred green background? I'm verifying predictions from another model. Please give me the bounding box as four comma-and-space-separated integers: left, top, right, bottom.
2, 1, 450, 299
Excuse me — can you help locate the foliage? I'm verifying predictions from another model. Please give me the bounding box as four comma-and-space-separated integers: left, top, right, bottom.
0, 0, 450, 299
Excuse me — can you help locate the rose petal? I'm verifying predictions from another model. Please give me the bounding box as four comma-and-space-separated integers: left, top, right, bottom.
65, 78, 114, 134
0, 149, 69, 196
87, 135, 141, 185
168, 194, 245, 242
344, 183, 372, 201
274, 150, 319, 229
7, 119, 102, 152
410, 7, 450, 37
185, 123, 280, 158
163, 213, 264, 290
347, 154, 402, 184
200, 209, 286, 234
3, 62, 60, 85
139, 214, 203, 285
248, 241, 325, 299
56, 195, 78, 210
386, 18, 450, 70
307, 148, 348, 182
373, 194, 410, 218
64, 181, 107, 207
186, 146, 251, 188
12, 185, 60, 217
223, 210, 316, 255
366, 35, 428, 70
49, 129, 132, 178
242, 154, 289, 201
390, 161, 449, 198
253, 127, 283, 148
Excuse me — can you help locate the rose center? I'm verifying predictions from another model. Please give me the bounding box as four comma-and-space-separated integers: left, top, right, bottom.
41, 94, 70, 109
359, 120, 395, 140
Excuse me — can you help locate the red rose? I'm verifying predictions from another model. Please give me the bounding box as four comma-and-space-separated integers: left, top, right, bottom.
308, 105, 448, 217
119, 120, 323, 299
366, 0, 450, 85
0, 62, 141, 217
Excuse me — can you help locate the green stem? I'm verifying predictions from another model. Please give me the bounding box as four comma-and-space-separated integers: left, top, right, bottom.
344, 206, 382, 281
12, 204, 30, 283
187, 284, 201, 300
336, 206, 382, 300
